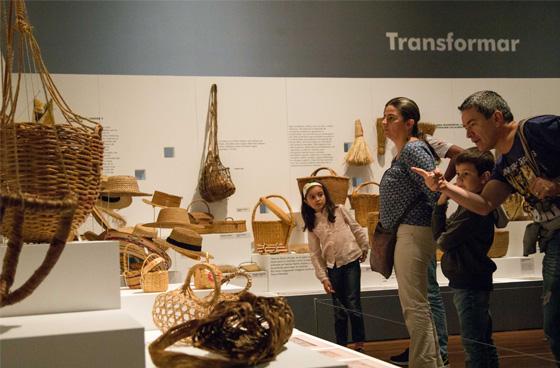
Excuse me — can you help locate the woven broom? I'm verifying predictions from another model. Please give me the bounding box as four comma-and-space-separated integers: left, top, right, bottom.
376, 117, 386, 155
345, 119, 372, 166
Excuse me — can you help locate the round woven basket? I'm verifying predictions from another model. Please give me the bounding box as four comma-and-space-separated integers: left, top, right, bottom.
1, 123, 103, 243
349, 181, 380, 227
488, 230, 509, 258
251, 195, 295, 251
297, 167, 349, 205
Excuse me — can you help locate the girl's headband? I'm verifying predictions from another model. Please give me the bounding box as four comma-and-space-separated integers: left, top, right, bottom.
302, 182, 323, 197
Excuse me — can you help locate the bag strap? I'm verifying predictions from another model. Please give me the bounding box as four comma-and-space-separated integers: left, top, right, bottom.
517, 118, 541, 177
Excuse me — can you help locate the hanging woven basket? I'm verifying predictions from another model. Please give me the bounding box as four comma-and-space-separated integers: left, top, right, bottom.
0, 1, 103, 307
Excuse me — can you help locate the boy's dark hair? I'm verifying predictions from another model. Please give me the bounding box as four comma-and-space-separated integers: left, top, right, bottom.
455, 147, 495, 175
301, 181, 336, 232
458, 90, 514, 123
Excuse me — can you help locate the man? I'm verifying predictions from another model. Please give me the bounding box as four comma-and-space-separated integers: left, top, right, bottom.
413, 90, 560, 365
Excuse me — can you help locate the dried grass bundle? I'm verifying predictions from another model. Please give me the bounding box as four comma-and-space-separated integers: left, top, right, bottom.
345, 120, 373, 166
149, 292, 294, 368
376, 117, 386, 155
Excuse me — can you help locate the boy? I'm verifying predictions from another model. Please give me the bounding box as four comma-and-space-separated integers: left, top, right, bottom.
432, 147, 499, 368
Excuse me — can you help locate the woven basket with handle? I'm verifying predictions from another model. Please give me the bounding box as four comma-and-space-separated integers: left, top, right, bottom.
297, 167, 349, 205
211, 217, 247, 234
198, 84, 236, 202
141, 254, 169, 293
152, 263, 252, 344
0, 1, 103, 307
186, 199, 214, 225
349, 181, 380, 227
251, 195, 295, 251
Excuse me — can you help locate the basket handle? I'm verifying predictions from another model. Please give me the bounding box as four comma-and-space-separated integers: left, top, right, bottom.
186, 199, 212, 215
220, 269, 252, 297
351, 181, 380, 195
182, 262, 221, 308
141, 254, 166, 279
251, 194, 294, 226
310, 167, 337, 177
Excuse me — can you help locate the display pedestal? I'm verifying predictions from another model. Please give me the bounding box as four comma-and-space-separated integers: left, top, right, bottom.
1, 310, 144, 368
0, 240, 120, 317
0, 240, 145, 367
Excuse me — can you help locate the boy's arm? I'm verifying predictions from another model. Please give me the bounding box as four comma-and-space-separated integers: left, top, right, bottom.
434, 206, 481, 252
432, 201, 448, 244
307, 231, 328, 282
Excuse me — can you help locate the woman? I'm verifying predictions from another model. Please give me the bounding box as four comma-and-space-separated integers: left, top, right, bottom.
379, 97, 443, 368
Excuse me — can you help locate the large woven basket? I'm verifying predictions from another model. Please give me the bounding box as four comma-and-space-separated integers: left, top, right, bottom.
251, 195, 295, 251
418, 121, 437, 136
297, 167, 349, 205
0, 1, 103, 307
349, 181, 380, 227
488, 230, 509, 258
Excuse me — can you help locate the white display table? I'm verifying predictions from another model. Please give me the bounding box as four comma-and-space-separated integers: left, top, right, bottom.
1, 309, 145, 368
144, 328, 398, 368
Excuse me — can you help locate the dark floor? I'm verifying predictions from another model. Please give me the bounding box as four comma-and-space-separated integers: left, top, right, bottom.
360, 329, 558, 367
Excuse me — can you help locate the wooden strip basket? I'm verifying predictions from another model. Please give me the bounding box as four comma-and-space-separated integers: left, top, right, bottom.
141, 254, 169, 293
297, 167, 350, 205
251, 195, 295, 251
211, 217, 247, 234
122, 243, 143, 289
349, 181, 380, 227
488, 230, 509, 258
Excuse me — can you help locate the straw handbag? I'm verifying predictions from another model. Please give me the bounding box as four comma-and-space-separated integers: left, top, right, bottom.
186, 199, 214, 225
198, 84, 236, 202
141, 254, 169, 293
149, 293, 294, 368
152, 264, 252, 341
297, 167, 350, 205
349, 181, 380, 227
251, 195, 295, 252
488, 230, 509, 258
0, 1, 103, 307
193, 257, 223, 290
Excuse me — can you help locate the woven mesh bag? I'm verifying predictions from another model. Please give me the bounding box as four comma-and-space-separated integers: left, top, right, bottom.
0, 1, 103, 307
198, 84, 236, 202
152, 263, 252, 344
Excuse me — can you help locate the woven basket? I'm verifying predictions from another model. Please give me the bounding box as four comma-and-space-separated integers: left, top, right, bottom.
198, 84, 236, 202
0, 1, 103, 307
297, 167, 350, 205
366, 211, 380, 242
193, 261, 223, 290
349, 181, 380, 227
211, 217, 247, 233
186, 199, 214, 225
488, 230, 509, 258
152, 264, 252, 343
123, 244, 143, 289
141, 254, 169, 293
251, 195, 295, 251
239, 262, 261, 272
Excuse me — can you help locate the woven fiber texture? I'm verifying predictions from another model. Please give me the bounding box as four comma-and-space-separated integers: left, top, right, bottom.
198, 84, 235, 202
251, 195, 295, 251
349, 181, 380, 227
149, 292, 294, 368
297, 167, 349, 205
0, 1, 103, 307
152, 263, 252, 343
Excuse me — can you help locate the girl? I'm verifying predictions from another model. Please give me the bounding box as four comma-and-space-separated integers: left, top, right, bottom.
302, 181, 368, 351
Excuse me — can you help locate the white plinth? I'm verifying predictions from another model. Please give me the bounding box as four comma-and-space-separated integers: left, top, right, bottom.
0, 310, 145, 368
252, 253, 318, 293
121, 283, 243, 331
144, 330, 348, 368
0, 240, 120, 317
